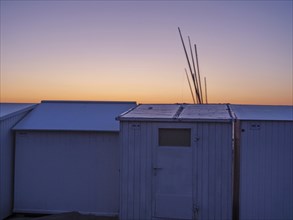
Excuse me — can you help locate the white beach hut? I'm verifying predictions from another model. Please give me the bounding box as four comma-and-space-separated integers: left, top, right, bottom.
13, 101, 136, 216
0, 103, 36, 219
230, 105, 293, 220
118, 104, 233, 220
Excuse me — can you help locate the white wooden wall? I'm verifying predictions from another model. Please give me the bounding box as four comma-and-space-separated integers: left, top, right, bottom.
120, 122, 153, 220
0, 111, 31, 220
14, 131, 119, 216
194, 122, 233, 220
120, 121, 233, 220
239, 121, 293, 220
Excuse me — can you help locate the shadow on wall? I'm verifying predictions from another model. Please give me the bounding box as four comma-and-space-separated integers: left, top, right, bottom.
6, 212, 118, 220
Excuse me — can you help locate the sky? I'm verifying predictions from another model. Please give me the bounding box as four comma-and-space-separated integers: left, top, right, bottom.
0, 0, 292, 105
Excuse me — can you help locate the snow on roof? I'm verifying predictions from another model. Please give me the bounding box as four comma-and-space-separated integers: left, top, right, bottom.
118, 104, 232, 121
230, 104, 293, 121
13, 101, 136, 131
0, 103, 36, 121
179, 104, 231, 120
119, 104, 181, 119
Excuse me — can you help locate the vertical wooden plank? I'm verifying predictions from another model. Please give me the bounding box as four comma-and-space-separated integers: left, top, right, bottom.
239, 122, 247, 219
215, 123, 222, 218
133, 123, 140, 219
224, 123, 233, 219
148, 123, 158, 217
278, 122, 293, 219
192, 123, 198, 220
149, 122, 154, 219
289, 122, 293, 218
239, 121, 293, 220
239, 122, 253, 219
139, 122, 146, 219
119, 123, 124, 219
208, 123, 216, 218
196, 122, 232, 220
1, 112, 31, 220
233, 121, 241, 220
288, 122, 291, 217
120, 122, 129, 219
269, 121, 277, 220
128, 123, 135, 219
121, 121, 153, 220
146, 122, 153, 220
121, 121, 151, 220
139, 121, 153, 220
195, 122, 203, 220
263, 122, 272, 220
201, 123, 209, 220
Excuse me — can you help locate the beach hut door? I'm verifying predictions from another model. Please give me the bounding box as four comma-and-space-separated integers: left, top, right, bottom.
154, 128, 193, 219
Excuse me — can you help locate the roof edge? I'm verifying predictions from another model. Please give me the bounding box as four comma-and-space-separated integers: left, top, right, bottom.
0, 104, 37, 121
13, 128, 120, 132
119, 117, 232, 123
116, 104, 141, 121
41, 100, 137, 104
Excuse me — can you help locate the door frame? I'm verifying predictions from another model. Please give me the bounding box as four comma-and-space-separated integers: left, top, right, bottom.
151, 122, 197, 219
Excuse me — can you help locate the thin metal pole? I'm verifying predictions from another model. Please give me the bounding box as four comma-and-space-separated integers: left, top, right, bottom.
185, 68, 196, 104
204, 77, 208, 104
188, 36, 201, 103
194, 44, 203, 103
178, 28, 193, 79
178, 27, 200, 103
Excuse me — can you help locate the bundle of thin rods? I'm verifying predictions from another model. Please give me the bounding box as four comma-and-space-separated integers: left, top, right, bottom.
178, 27, 208, 104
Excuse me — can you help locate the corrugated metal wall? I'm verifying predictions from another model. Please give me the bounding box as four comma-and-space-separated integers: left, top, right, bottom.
14, 131, 119, 215
120, 121, 233, 220
0, 111, 31, 220
239, 121, 293, 220
195, 122, 232, 220
120, 122, 153, 220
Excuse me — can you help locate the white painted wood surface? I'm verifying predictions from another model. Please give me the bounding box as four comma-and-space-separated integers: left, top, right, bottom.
119, 121, 233, 220
0, 106, 35, 220
120, 122, 153, 220
14, 131, 120, 215
239, 121, 293, 220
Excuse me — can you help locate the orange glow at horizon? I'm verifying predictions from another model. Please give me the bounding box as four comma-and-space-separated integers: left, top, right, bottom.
1, 77, 292, 105
1, 1, 292, 106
